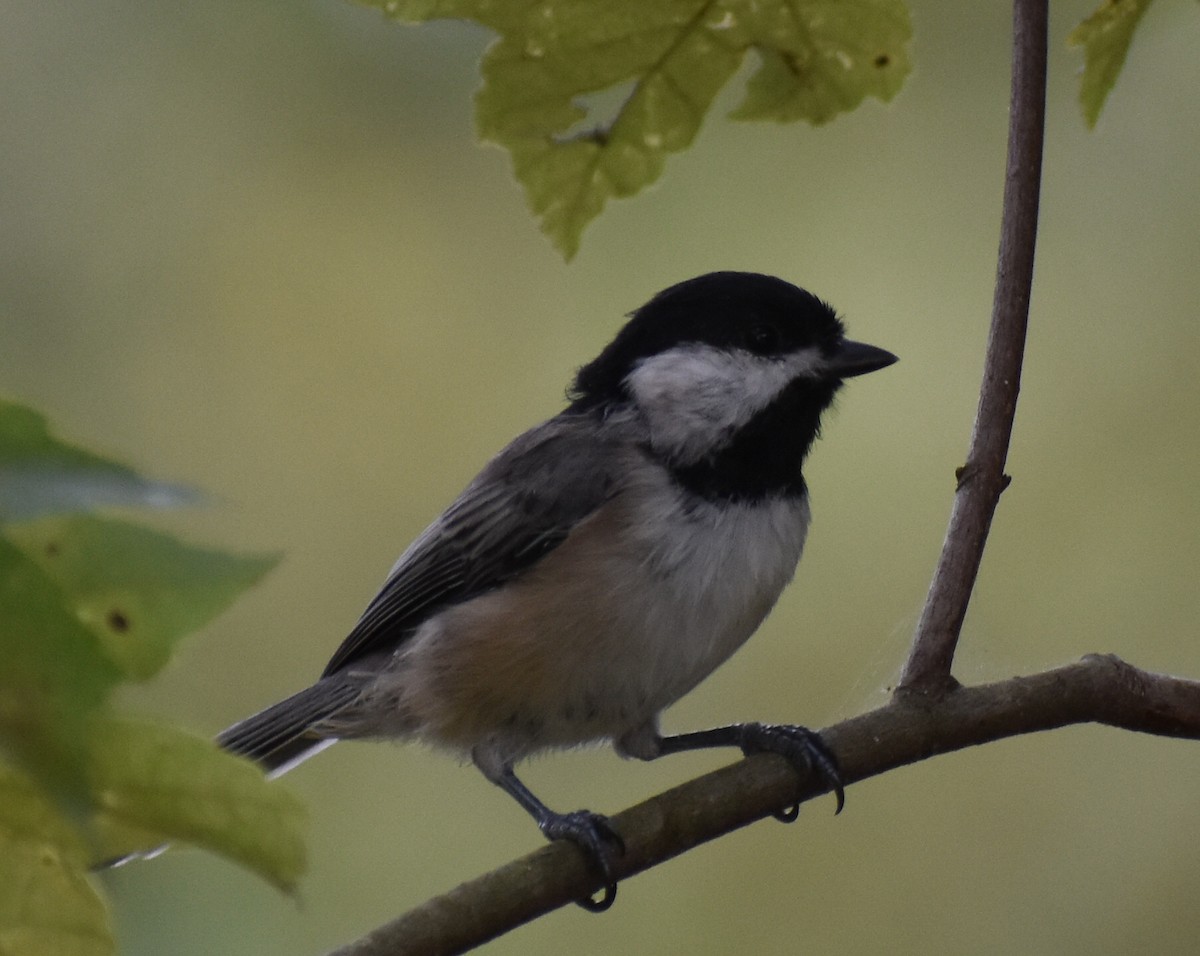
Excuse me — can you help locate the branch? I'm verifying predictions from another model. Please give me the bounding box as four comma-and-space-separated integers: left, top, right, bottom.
899, 0, 1048, 692
327, 655, 1200, 956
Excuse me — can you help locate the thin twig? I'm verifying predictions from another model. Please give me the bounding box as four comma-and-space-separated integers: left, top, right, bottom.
327, 655, 1200, 956
899, 0, 1048, 693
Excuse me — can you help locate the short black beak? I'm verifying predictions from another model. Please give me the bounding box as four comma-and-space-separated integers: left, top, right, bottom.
827, 339, 898, 378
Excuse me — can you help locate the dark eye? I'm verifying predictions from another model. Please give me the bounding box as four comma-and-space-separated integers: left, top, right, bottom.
746, 323, 781, 354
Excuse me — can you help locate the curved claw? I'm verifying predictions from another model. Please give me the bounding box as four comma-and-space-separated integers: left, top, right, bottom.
739, 723, 846, 818
772, 801, 801, 823
539, 809, 625, 911
578, 882, 617, 912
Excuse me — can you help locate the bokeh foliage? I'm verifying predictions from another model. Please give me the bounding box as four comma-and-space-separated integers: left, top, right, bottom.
0, 400, 301, 956
1068, 0, 1154, 128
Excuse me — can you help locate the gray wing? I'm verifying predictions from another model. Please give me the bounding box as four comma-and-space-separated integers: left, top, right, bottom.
320, 411, 630, 676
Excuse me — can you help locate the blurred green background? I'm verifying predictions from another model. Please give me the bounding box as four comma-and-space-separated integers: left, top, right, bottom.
4, 0, 1200, 953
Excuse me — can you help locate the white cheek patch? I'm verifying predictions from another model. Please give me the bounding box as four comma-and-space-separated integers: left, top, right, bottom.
625, 344, 825, 462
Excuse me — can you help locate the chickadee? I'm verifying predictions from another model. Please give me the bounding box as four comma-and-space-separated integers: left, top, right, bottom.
207, 273, 895, 908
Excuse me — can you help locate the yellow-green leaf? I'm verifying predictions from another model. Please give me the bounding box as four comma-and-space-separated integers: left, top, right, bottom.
0, 403, 306, 901
731, 0, 911, 124
0, 537, 120, 795
0, 762, 114, 956
1068, 0, 1154, 128
0, 400, 197, 523
365, 0, 912, 258
88, 717, 306, 892
480, 2, 744, 260
367, 0, 502, 29
8, 516, 278, 682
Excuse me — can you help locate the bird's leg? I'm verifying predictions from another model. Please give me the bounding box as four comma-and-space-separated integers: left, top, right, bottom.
620, 721, 845, 821
476, 751, 625, 911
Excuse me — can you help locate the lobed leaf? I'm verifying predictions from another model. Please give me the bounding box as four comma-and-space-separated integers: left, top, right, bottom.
365, 0, 912, 258
731, 0, 911, 124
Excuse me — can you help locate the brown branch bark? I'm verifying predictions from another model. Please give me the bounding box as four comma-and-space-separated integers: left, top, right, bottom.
899, 0, 1048, 693
328, 655, 1200, 956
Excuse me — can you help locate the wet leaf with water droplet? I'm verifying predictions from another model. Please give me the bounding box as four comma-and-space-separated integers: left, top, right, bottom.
363, 0, 912, 258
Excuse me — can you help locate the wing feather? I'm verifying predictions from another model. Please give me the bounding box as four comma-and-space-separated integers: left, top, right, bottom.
321, 412, 629, 676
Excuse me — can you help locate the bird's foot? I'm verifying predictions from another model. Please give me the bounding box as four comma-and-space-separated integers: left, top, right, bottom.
737, 722, 845, 820
539, 809, 625, 911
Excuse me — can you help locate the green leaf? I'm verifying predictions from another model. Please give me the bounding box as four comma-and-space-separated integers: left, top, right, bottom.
368, 0, 503, 29
0, 534, 298, 892
366, 0, 912, 259
87, 717, 306, 892
731, 0, 912, 124
0, 399, 197, 523
0, 403, 304, 908
1068, 0, 1154, 129
478, 2, 743, 260
7, 516, 278, 682
0, 536, 120, 794
0, 763, 114, 956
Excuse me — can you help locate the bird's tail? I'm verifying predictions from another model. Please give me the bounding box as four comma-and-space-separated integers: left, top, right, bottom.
216, 676, 360, 777
97, 677, 359, 870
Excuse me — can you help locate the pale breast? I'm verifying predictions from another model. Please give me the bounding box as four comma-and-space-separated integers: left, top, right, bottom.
384, 469, 810, 760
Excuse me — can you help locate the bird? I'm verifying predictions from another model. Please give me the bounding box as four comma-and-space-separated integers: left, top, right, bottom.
124, 271, 897, 909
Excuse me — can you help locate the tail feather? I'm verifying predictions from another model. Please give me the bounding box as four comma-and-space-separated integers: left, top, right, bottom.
216, 677, 360, 774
